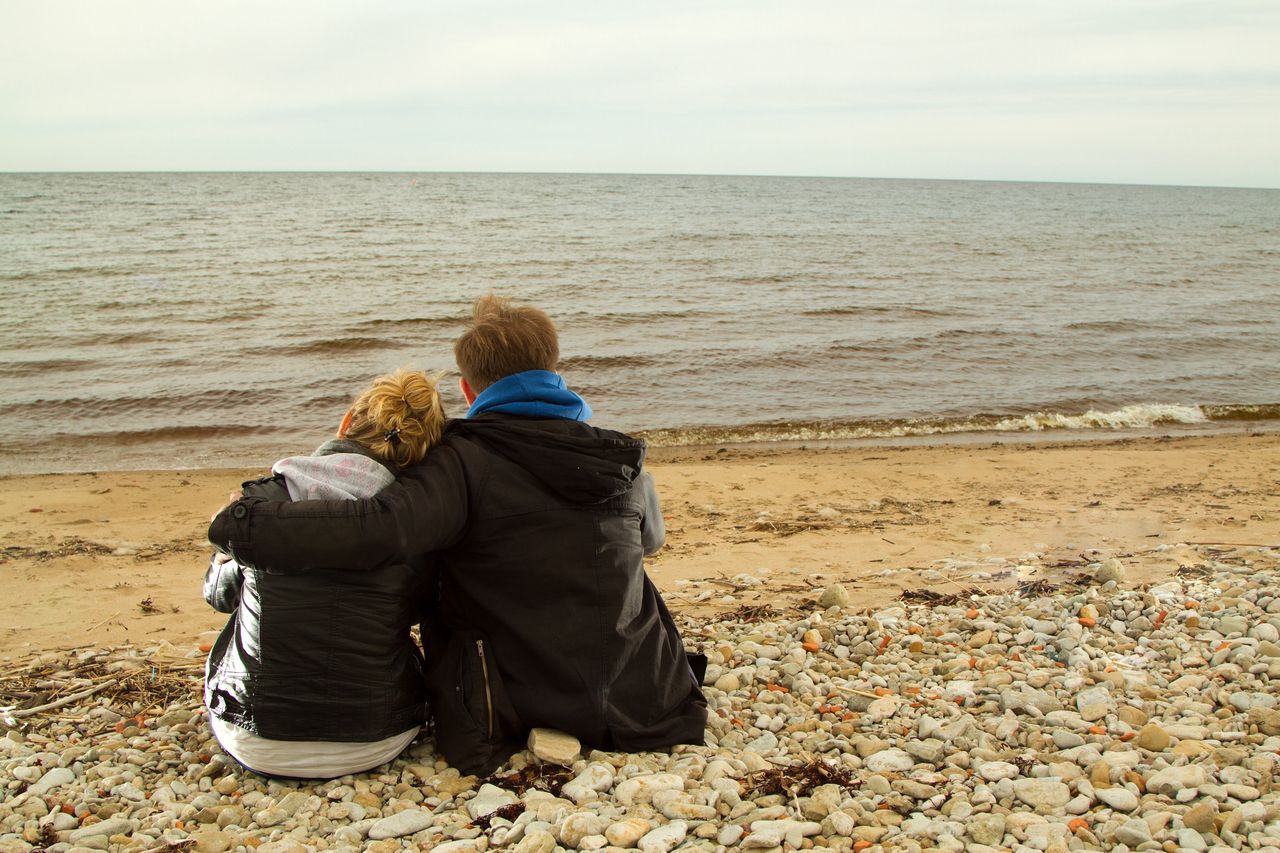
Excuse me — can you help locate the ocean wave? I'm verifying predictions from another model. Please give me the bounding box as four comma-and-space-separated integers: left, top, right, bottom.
351, 317, 460, 332
559, 354, 660, 371
265, 337, 410, 356
0, 357, 94, 377
637, 403, 1271, 448
0, 389, 286, 420
801, 306, 953, 319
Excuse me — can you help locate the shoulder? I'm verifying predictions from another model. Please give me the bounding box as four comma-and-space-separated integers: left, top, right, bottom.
241, 473, 291, 502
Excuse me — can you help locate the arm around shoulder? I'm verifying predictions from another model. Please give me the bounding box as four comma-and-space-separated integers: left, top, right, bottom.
207, 445, 471, 572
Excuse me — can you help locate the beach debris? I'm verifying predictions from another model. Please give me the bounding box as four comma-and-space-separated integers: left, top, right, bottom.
745, 758, 860, 797
138, 595, 159, 614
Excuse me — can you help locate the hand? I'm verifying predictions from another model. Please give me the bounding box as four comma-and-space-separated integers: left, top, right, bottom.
211, 490, 243, 523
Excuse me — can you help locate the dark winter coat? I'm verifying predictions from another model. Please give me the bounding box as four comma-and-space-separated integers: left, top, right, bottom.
203, 444, 429, 743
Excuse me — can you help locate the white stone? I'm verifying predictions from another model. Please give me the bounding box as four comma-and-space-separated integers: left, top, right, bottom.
561, 762, 616, 804
70, 818, 136, 842
864, 748, 915, 772
605, 817, 651, 848
513, 829, 558, 853
1012, 778, 1071, 812
637, 820, 687, 853
528, 727, 581, 766
1095, 558, 1126, 583
819, 584, 849, 608
1095, 786, 1139, 812
559, 812, 609, 848
1147, 765, 1209, 795
368, 809, 435, 840
977, 761, 1021, 781
28, 767, 76, 795
614, 773, 685, 805
467, 783, 520, 819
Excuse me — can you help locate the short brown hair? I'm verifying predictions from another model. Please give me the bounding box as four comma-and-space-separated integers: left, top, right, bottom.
344, 368, 446, 469
453, 294, 559, 391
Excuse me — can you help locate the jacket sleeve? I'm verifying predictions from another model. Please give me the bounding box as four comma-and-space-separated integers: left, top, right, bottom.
203, 554, 243, 613
639, 470, 665, 556
208, 445, 469, 572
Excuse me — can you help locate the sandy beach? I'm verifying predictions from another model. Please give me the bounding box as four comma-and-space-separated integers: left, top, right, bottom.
2, 431, 1276, 658
3, 431, 1280, 852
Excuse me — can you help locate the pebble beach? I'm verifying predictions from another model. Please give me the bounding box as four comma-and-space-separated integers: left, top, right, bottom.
3, 433, 1279, 853
4, 542, 1280, 853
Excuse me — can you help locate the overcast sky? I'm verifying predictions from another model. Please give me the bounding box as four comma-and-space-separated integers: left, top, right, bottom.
3, 1, 1277, 186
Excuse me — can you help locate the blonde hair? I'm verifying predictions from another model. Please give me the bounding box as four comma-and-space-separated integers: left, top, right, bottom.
343, 368, 446, 469
453, 294, 559, 392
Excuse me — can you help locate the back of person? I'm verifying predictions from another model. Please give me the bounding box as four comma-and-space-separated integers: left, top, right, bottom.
421, 414, 706, 773
203, 368, 445, 778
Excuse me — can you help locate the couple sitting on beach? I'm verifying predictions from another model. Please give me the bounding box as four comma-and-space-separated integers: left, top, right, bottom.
204, 295, 708, 778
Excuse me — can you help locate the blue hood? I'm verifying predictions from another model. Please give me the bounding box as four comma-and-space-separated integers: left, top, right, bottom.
466, 370, 593, 421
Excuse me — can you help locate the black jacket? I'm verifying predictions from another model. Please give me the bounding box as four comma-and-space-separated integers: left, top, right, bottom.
203, 454, 429, 743
210, 415, 707, 774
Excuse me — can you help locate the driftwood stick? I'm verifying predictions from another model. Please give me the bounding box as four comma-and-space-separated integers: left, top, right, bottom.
84, 611, 122, 634
7, 679, 118, 718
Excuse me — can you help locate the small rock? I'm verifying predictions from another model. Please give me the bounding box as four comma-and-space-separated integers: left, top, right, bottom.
368, 809, 435, 840
1012, 778, 1071, 812
1182, 801, 1218, 833
864, 748, 915, 772
1095, 558, 1126, 584
819, 584, 849, 608
605, 817, 652, 848
1096, 786, 1139, 812
528, 727, 581, 766
638, 820, 687, 853
1147, 765, 1208, 795
1135, 723, 1171, 751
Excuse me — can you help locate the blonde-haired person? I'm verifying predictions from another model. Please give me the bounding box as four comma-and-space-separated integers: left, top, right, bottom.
203, 368, 445, 779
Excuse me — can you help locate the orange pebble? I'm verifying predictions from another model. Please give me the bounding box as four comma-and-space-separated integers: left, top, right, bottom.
874, 687, 892, 696
1068, 818, 1088, 832
198, 642, 213, 653
854, 842, 873, 852
966, 608, 979, 619
802, 641, 821, 652
1078, 616, 1096, 627
1088, 725, 1106, 734
908, 625, 923, 635
1119, 731, 1136, 741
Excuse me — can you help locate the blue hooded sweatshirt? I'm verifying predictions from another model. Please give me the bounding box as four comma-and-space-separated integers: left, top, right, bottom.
466, 370, 593, 422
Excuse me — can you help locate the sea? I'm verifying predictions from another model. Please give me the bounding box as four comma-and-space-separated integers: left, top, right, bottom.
1, 172, 1277, 475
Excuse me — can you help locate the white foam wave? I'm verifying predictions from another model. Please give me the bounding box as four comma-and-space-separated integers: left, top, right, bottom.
643, 403, 1216, 447
989, 404, 1209, 432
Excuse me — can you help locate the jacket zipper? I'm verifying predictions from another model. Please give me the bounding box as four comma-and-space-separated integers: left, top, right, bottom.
475, 639, 495, 739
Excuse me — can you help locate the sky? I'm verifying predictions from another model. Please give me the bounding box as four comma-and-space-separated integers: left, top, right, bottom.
2, 1, 1278, 187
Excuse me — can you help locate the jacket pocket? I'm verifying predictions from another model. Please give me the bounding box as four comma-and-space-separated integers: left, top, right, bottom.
427, 628, 523, 776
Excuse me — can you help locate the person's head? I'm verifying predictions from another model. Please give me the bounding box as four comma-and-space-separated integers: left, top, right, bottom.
339, 368, 446, 469
453, 294, 559, 399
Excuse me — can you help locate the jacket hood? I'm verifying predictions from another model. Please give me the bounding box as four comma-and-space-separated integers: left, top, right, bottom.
271, 439, 396, 501
450, 416, 644, 503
